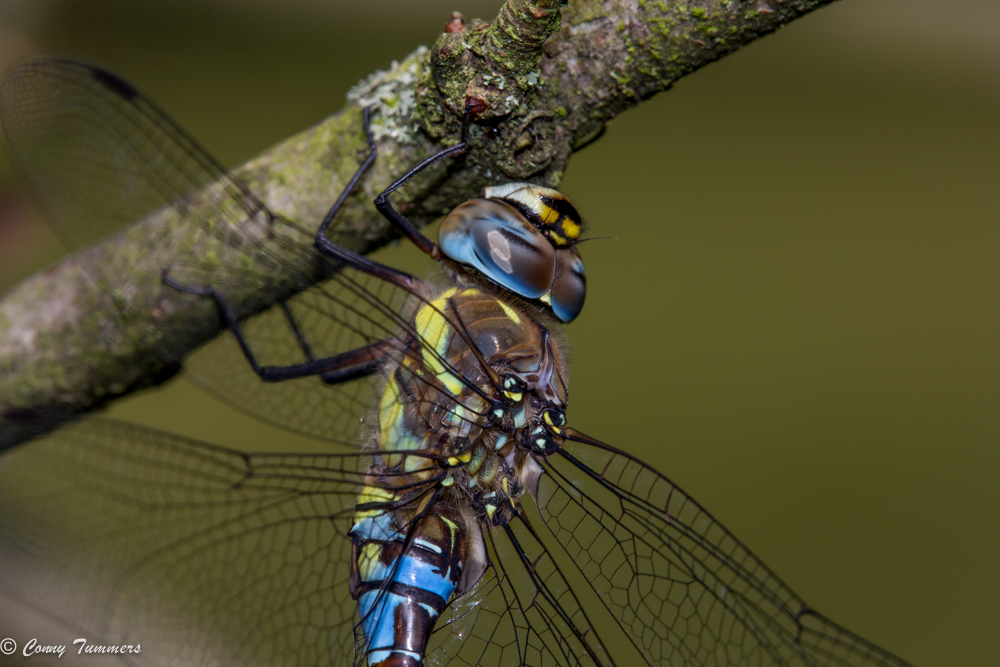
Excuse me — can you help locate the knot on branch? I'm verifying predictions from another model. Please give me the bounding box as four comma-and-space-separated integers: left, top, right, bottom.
417, 0, 568, 181
485, 0, 566, 75
428, 0, 565, 122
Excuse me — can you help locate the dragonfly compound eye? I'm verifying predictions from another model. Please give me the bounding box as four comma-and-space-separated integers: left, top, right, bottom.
439, 199, 555, 299
438, 183, 588, 323
548, 247, 586, 323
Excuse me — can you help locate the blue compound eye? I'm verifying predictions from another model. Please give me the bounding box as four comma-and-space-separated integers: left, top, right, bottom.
548, 247, 586, 323
439, 199, 555, 299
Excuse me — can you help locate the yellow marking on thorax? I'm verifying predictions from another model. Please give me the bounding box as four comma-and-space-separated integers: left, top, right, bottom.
501, 477, 517, 510
355, 485, 396, 520
377, 376, 405, 466
414, 288, 459, 354
446, 450, 473, 467
496, 299, 522, 325
357, 542, 383, 580
413, 288, 467, 397
441, 516, 459, 550
467, 444, 487, 476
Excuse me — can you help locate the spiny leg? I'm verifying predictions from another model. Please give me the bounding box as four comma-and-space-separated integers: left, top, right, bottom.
163, 268, 393, 384
280, 302, 394, 385
312, 105, 425, 292
313, 100, 481, 286
315, 101, 477, 270
370, 101, 477, 259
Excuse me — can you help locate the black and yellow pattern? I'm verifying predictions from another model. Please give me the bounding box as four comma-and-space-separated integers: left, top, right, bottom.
483, 182, 584, 247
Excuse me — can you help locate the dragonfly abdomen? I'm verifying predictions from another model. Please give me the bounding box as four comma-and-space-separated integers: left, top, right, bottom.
350, 511, 469, 667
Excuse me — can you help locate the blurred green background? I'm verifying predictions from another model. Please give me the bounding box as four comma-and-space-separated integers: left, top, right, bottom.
0, 0, 997, 665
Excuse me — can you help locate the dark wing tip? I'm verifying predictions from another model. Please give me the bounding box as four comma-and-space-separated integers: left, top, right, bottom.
2, 57, 141, 116
88, 65, 140, 102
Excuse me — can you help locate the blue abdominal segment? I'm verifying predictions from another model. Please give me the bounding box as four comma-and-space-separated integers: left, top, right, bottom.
351, 512, 466, 667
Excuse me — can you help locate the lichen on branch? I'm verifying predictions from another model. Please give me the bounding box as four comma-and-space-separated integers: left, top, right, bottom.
0, 0, 837, 448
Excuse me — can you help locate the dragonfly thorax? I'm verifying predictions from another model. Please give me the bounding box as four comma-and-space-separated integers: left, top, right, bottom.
349, 285, 572, 661
371, 285, 569, 523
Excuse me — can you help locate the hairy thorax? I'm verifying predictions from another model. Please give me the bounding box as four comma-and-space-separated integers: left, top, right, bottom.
371, 285, 568, 527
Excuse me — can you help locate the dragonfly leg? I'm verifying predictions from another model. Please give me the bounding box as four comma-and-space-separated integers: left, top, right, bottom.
279, 302, 394, 384
312, 106, 426, 292
163, 269, 393, 384
315, 102, 476, 268
313, 238, 424, 293
315, 106, 378, 242
371, 102, 477, 259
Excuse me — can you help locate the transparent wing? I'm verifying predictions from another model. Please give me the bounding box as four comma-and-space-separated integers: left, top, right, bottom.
0, 57, 261, 250
183, 265, 422, 444
0, 418, 439, 667
535, 430, 915, 667
0, 418, 614, 667
0, 57, 412, 441
429, 517, 613, 667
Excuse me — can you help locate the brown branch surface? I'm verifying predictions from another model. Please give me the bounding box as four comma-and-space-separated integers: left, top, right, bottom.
0, 0, 837, 447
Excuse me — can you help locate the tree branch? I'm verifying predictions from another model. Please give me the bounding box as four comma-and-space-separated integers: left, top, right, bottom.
0, 0, 836, 447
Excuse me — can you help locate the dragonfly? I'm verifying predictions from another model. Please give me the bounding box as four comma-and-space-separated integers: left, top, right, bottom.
0, 58, 915, 667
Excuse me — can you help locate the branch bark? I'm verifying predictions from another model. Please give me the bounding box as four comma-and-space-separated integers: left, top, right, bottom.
0, 0, 837, 448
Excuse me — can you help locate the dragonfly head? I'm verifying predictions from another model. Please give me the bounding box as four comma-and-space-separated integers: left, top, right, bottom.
437, 182, 587, 323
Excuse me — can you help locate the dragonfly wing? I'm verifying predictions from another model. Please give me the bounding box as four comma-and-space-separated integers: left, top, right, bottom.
428, 514, 613, 667
534, 431, 914, 667
0, 418, 437, 667
0, 57, 261, 250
